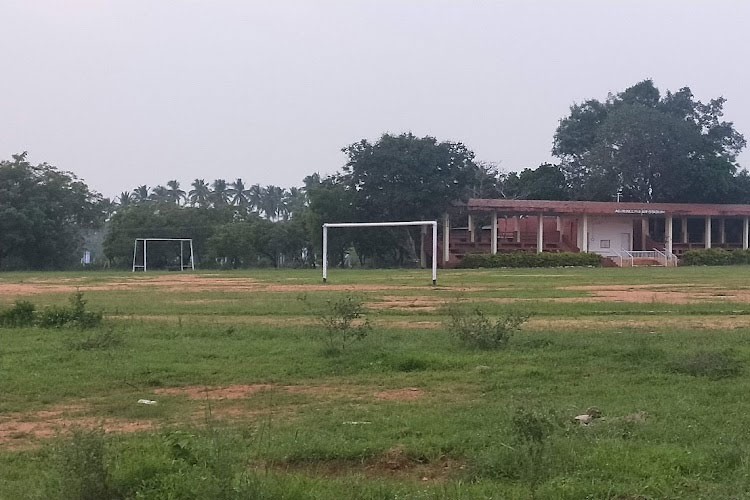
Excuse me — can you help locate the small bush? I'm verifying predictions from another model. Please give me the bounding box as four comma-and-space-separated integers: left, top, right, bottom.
301, 294, 372, 353
37, 292, 103, 329
50, 428, 113, 500
458, 251, 602, 269
0, 300, 36, 327
445, 306, 529, 349
668, 350, 743, 379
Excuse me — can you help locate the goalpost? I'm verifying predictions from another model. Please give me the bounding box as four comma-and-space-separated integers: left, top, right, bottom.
322, 221, 438, 285
132, 238, 195, 272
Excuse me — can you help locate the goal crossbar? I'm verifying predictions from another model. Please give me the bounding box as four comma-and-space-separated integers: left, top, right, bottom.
132, 238, 195, 272
322, 221, 438, 285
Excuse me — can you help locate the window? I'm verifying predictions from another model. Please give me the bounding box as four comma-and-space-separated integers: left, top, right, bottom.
600, 239, 611, 248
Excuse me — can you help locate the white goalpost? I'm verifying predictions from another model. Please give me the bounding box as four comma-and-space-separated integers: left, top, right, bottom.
322, 221, 438, 285
132, 238, 195, 272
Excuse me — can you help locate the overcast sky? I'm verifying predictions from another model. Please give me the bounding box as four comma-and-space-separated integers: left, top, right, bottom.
2, 0, 749, 199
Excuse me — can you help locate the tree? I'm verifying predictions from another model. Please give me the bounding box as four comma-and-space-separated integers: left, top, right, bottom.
553, 79, 746, 202
228, 178, 251, 212
166, 180, 186, 205
210, 179, 230, 207
188, 179, 211, 208
341, 132, 480, 221
117, 191, 133, 208
133, 185, 150, 205
150, 185, 170, 204
0, 153, 103, 269
502, 163, 570, 200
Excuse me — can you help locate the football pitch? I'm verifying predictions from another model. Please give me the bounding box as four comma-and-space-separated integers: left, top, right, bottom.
2, 266, 750, 499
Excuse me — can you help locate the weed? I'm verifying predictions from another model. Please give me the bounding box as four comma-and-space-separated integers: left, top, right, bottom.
668, 350, 743, 379
445, 305, 529, 349
301, 294, 372, 352
49, 428, 114, 500
66, 328, 124, 351
0, 300, 36, 327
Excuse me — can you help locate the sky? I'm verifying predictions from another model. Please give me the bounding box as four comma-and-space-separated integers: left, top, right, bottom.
2, 0, 749, 200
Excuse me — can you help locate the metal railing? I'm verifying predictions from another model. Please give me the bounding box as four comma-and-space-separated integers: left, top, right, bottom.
612, 250, 679, 267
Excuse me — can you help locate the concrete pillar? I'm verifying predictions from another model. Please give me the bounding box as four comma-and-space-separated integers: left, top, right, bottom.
537, 213, 544, 253
491, 211, 498, 255
720, 218, 726, 245
681, 217, 688, 244
641, 218, 648, 250
443, 213, 450, 263
705, 217, 712, 249
514, 216, 521, 243
556, 216, 562, 243
582, 214, 589, 252
665, 215, 673, 255
744, 217, 749, 250
468, 214, 475, 243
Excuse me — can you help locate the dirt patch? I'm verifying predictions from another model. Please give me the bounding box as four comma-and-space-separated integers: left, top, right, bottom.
374, 388, 425, 401
0, 404, 153, 450
560, 284, 750, 304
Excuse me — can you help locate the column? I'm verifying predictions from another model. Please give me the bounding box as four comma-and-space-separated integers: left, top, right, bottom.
491, 211, 498, 255
665, 215, 673, 255
583, 215, 589, 252
744, 217, 748, 250
537, 214, 544, 253
468, 214, 475, 243
705, 217, 712, 249
556, 216, 562, 243
720, 219, 726, 245
443, 213, 450, 263
641, 218, 648, 250
514, 216, 521, 243
681, 217, 688, 244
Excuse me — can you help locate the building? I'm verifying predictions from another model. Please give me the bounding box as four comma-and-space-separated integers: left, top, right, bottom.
436, 199, 750, 267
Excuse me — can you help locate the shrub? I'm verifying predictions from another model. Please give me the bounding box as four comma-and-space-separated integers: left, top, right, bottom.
0, 300, 36, 327
37, 292, 103, 329
668, 350, 743, 379
680, 248, 750, 266
458, 251, 602, 269
445, 305, 529, 349
50, 428, 113, 500
301, 294, 372, 353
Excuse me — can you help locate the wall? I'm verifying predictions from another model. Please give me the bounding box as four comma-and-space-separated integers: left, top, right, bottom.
587, 217, 633, 256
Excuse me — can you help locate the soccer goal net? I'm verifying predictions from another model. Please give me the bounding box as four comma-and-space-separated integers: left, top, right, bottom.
132, 238, 195, 272
322, 221, 438, 285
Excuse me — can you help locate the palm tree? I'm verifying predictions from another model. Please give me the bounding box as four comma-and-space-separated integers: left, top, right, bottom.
189, 179, 211, 208
228, 178, 251, 211
133, 185, 150, 205
210, 179, 230, 207
166, 180, 186, 205
150, 185, 170, 204
284, 186, 307, 219
260, 185, 287, 221
248, 183, 263, 213
117, 191, 132, 208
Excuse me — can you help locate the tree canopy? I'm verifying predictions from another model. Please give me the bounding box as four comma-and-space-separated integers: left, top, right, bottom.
0, 153, 103, 270
553, 79, 746, 203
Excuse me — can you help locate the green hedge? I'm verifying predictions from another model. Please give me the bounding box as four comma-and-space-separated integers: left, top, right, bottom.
680, 248, 750, 266
458, 252, 602, 269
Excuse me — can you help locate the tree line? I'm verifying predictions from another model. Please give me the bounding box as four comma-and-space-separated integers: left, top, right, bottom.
1, 79, 747, 270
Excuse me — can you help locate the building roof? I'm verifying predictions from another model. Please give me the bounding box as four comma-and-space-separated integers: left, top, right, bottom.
466, 199, 750, 218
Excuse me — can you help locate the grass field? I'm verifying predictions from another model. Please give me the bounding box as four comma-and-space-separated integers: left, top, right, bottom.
2, 267, 750, 499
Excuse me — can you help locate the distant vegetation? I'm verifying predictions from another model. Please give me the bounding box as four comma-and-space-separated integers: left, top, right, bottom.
2, 80, 747, 270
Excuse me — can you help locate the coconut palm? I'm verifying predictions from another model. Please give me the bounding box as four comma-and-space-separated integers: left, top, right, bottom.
188, 179, 211, 208
166, 180, 186, 205
260, 185, 287, 221
150, 185, 170, 204
248, 183, 263, 213
284, 186, 307, 219
117, 191, 133, 207
133, 185, 150, 205
210, 179, 230, 207
228, 178, 251, 211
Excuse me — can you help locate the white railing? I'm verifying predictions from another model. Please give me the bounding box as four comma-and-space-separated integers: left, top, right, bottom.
612, 250, 678, 267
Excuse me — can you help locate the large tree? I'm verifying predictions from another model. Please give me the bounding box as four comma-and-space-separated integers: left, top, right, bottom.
553, 80, 746, 202
0, 153, 103, 269
341, 132, 480, 221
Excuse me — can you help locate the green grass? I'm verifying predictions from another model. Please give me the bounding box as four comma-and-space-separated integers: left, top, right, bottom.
2, 267, 750, 498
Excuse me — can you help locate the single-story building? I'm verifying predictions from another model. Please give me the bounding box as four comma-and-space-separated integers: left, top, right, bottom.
435, 199, 750, 267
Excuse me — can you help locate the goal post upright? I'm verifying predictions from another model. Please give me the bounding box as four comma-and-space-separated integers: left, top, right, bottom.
321, 221, 438, 285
